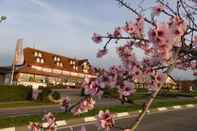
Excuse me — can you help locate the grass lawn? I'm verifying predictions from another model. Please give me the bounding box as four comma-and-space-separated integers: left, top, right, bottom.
0, 101, 55, 109
1, 98, 197, 128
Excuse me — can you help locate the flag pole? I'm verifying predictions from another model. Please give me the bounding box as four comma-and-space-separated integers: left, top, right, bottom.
10, 39, 23, 85
10, 59, 16, 85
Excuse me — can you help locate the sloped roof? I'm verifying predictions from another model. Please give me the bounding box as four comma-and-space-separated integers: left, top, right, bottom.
23, 47, 93, 74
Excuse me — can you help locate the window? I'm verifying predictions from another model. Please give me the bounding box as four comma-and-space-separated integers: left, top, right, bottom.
54, 56, 61, 62
36, 58, 40, 63
36, 58, 44, 64
38, 52, 42, 57
56, 62, 63, 67
56, 62, 60, 66
73, 65, 78, 71
60, 62, 63, 67
70, 60, 76, 65
34, 52, 38, 57
83, 62, 89, 73
40, 58, 44, 64
54, 56, 57, 61
34, 51, 44, 64
34, 51, 42, 57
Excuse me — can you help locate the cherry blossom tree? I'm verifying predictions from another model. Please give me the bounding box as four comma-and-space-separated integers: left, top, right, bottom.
88, 0, 197, 130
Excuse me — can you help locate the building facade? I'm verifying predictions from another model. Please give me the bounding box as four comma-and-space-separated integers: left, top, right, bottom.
0, 47, 96, 88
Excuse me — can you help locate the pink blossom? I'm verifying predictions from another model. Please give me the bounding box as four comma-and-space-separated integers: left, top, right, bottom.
148, 23, 173, 61
135, 16, 144, 36
148, 23, 172, 45
193, 71, 197, 76
168, 16, 187, 44
97, 49, 108, 58
92, 33, 102, 43
149, 72, 167, 90
191, 61, 197, 69
62, 97, 71, 112
123, 17, 144, 37
119, 81, 135, 97
113, 27, 122, 37
80, 126, 87, 131
152, 3, 164, 16
117, 43, 137, 65
73, 98, 95, 115
97, 110, 115, 131
42, 112, 56, 130
158, 49, 172, 60
123, 21, 137, 34
192, 35, 197, 46
32, 89, 41, 100
28, 122, 40, 131
130, 65, 143, 81
83, 78, 103, 96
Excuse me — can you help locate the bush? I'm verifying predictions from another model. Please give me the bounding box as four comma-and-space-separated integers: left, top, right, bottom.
37, 88, 52, 102
51, 91, 61, 100
136, 88, 148, 93
80, 88, 86, 97
0, 85, 32, 102
158, 90, 197, 98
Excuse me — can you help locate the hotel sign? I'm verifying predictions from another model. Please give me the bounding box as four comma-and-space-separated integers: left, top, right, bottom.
31, 65, 96, 78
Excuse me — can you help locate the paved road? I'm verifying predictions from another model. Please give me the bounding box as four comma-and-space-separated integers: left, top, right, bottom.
0, 88, 123, 117
58, 108, 197, 131
0, 105, 61, 117
0, 98, 122, 117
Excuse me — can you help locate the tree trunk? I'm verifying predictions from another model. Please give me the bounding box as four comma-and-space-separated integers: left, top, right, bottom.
130, 84, 163, 131
130, 64, 178, 130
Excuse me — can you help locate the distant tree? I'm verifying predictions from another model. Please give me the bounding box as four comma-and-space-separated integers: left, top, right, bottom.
0, 16, 6, 23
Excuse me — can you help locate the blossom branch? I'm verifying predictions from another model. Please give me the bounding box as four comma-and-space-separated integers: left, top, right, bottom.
115, 0, 156, 26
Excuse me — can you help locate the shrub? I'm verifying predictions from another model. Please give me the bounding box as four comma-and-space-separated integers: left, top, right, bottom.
158, 90, 197, 98
80, 88, 87, 97
51, 91, 61, 100
37, 88, 52, 102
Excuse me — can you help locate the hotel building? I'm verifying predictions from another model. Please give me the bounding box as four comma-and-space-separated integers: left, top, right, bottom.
0, 47, 96, 88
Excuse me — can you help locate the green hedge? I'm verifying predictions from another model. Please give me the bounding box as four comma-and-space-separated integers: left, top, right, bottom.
37, 88, 53, 102
158, 90, 197, 98
51, 91, 61, 100
0, 85, 32, 102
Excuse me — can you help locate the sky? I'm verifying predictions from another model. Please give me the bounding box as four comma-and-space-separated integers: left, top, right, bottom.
0, 0, 195, 80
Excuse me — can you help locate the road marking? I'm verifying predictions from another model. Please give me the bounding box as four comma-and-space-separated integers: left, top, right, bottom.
157, 107, 168, 111
84, 117, 96, 122
116, 112, 129, 117
185, 104, 195, 108
2, 104, 197, 130
0, 127, 15, 131
56, 120, 67, 126
173, 105, 182, 109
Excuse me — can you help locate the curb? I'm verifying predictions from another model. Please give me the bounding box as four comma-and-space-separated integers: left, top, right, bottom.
1, 103, 197, 131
